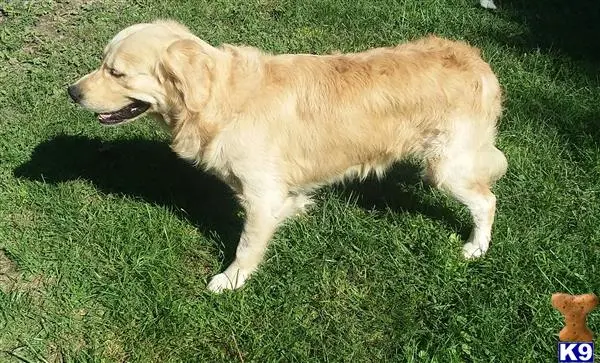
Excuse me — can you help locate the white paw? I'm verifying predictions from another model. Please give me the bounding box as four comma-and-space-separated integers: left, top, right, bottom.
480, 0, 496, 9
207, 269, 250, 293
294, 194, 313, 214
462, 242, 486, 259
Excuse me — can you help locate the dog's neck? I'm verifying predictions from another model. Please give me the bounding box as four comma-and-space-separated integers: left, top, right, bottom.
156, 104, 218, 168
161, 42, 266, 171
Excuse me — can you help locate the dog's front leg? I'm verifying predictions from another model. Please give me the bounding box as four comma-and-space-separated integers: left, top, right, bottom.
207, 187, 290, 293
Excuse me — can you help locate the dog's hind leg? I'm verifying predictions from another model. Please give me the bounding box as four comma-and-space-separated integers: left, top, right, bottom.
427, 144, 507, 258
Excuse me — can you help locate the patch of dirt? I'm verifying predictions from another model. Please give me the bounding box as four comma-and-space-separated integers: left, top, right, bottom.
103, 338, 127, 363
9, 210, 36, 228
0, 8, 7, 24
24, 0, 123, 56
0, 249, 50, 297
47, 343, 65, 363
0, 249, 20, 293
33, 0, 99, 41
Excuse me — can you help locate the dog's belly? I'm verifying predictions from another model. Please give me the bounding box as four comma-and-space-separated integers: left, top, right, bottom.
284, 124, 446, 190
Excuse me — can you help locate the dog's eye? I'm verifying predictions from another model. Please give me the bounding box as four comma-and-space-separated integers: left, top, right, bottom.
109, 68, 125, 78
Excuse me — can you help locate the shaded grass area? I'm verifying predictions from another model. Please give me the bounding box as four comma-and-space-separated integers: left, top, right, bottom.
498, 0, 600, 63
0, 0, 599, 361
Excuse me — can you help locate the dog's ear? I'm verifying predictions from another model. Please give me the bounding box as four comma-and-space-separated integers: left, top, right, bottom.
159, 39, 213, 113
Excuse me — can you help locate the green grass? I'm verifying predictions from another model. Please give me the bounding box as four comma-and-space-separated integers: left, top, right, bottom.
1, 0, 599, 361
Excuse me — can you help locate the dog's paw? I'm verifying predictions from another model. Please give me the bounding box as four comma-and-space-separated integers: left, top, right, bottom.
479, 0, 497, 9
462, 242, 485, 259
207, 269, 250, 293
207, 273, 234, 293
294, 194, 313, 215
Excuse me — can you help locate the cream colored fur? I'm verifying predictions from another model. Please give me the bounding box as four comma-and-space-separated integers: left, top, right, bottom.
70, 20, 507, 292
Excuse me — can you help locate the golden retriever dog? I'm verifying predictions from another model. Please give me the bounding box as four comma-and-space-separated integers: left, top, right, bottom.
68, 20, 507, 292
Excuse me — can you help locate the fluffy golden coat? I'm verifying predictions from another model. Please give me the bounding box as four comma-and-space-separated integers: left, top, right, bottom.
69, 20, 507, 292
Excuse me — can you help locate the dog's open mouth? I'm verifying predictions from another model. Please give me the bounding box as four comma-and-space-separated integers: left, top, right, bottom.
96, 100, 151, 125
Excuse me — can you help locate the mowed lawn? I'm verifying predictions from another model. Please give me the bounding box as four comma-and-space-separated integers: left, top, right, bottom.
1, 0, 599, 361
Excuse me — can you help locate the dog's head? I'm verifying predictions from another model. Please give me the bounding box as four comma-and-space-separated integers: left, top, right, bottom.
68, 20, 214, 126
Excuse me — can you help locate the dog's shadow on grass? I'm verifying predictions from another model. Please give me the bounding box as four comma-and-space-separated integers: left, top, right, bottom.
13, 135, 469, 262
331, 164, 469, 240
497, 0, 600, 65
13, 134, 243, 263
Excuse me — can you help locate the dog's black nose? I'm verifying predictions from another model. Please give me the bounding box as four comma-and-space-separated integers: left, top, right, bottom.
67, 85, 82, 103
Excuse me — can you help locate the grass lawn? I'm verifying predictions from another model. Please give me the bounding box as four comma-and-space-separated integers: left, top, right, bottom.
1, 0, 599, 361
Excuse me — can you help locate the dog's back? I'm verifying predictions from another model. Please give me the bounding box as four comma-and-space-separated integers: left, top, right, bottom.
225, 36, 503, 188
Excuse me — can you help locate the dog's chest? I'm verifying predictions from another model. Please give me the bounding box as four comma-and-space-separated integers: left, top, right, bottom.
196, 134, 245, 190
